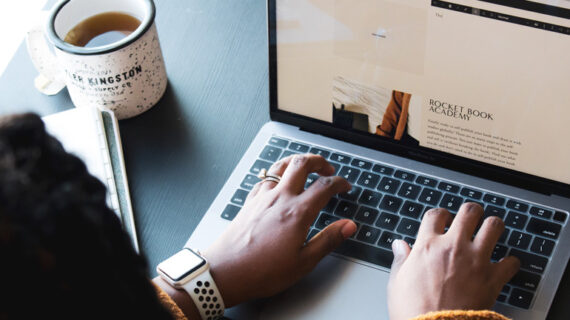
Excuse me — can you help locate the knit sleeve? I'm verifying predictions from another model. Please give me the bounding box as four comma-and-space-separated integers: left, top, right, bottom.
153, 283, 189, 320
412, 310, 511, 320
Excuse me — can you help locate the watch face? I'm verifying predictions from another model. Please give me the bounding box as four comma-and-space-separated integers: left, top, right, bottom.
158, 248, 206, 282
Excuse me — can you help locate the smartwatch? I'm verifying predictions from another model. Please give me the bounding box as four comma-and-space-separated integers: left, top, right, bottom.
157, 248, 225, 320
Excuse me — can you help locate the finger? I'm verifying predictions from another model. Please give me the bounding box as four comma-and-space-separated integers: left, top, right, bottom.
416, 208, 451, 242
296, 176, 351, 225
247, 181, 262, 200
390, 239, 411, 276
278, 154, 335, 194
473, 216, 505, 259
301, 219, 356, 268
492, 256, 521, 286
447, 202, 484, 242
259, 159, 289, 192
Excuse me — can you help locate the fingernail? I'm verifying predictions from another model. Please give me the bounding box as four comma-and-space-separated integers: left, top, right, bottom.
392, 239, 405, 255
340, 221, 357, 239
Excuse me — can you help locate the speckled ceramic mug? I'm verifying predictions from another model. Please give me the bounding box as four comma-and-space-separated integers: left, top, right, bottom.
31, 0, 167, 119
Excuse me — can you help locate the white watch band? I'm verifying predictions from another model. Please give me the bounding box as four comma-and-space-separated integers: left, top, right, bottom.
180, 268, 225, 320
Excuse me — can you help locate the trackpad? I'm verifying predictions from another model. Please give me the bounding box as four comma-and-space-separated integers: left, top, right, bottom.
258, 255, 391, 319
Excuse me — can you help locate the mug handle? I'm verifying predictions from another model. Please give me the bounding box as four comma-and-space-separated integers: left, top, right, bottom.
26, 11, 66, 96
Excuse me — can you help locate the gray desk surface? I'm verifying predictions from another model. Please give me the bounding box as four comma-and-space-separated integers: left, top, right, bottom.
0, 1, 567, 319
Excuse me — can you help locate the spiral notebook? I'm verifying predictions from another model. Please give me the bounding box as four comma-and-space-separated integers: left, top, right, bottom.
42, 107, 139, 252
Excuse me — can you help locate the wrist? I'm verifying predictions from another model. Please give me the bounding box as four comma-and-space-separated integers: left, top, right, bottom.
201, 250, 242, 308
152, 276, 201, 319
156, 248, 227, 319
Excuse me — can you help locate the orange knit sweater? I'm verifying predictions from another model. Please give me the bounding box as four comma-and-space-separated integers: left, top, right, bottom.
155, 286, 509, 320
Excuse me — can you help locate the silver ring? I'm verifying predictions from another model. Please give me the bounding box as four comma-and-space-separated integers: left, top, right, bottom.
258, 168, 282, 184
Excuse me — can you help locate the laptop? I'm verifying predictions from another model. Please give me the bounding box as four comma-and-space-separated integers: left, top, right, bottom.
186, 0, 570, 319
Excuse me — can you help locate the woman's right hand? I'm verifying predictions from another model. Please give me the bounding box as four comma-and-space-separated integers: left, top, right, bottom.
387, 203, 520, 320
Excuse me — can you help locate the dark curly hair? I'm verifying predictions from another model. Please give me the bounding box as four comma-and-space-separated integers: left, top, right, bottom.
0, 113, 173, 319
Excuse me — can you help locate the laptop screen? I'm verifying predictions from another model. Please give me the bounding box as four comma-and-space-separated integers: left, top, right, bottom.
273, 0, 570, 186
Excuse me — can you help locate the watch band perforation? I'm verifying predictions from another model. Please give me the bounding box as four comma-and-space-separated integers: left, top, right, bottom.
182, 270, 225, 320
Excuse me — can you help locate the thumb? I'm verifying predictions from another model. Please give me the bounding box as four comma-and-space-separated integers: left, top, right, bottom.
390, 239, 411, 276
302, 219, 357, 267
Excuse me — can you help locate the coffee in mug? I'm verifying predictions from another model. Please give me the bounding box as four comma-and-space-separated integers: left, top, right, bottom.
64, 12, 141, 48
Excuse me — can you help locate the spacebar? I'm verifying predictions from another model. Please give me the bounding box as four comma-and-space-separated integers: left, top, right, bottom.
334, 239, 394, 269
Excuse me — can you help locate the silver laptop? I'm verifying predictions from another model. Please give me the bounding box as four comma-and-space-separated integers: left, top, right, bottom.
186, 0, 570, 318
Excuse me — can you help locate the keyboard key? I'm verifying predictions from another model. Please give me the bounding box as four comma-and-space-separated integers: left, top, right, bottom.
553, 211, 567, 223
508, 288, 533, 309
397, 182, 422, 200
508, 231, 532, 250
358, 189, 382, 207
334, 239, 394, 269
530, 237, 555, 257
509, 249, 548, 274
240, 174, 260, 190
400, 201, 424, 219
221, 205, 240, 221
372, 164, 394, 175
505, 211, 528, 230
404, 237, 416, 247
509, 270, 541, 291
529, 207, 553, 219
259, 146, 282, 162
269, 137, 289, 148
497, 294, 507, 303
460, 187, 483, 200
334, 201, 359, 218
394, 170, 415, 181
280, 150, 297, 159
483, 194, 506, 206
418, 188, 442, 206
309, 147, 331, 159
379, 195, 403, 213
357, 225, 382, 244
250, 159, 272, 175
438, 182, 460, 193
377, 177, 401, 194
330, 153, 351, 164
506, 200, 529, 212
305, 174, 320, 189
315, 213, 339, 229
306, 228, 319, 242
498, 228, 510, 244
397, 218, 420, 237
355, 206, 379, 224
351, 158, 372, 170
357, 172, 380, 189
323, 197, 338, 213
329, 162, 341, 174
230, 189, 249, 206
378, 231, 403, 249
526, 218, 561, 239
376, 212, 400, 231
440, 194, 464, 212
502, 285, 511, 294
339, 186, 362, 202
289, 142, 309, 153
484, 205, 506, 219
416, 176, 438, 188
491, 244, 508, 262
338, 166, 361, 183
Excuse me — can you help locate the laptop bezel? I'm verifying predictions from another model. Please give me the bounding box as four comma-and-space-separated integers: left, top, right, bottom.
266, 0, 570, 198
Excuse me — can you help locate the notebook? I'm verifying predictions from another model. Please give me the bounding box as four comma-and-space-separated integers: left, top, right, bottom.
42, 107, 139, 252
186, 1, 570, 319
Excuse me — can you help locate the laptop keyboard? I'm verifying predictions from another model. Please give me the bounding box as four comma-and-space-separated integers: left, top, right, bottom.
221, 136, 568, 310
